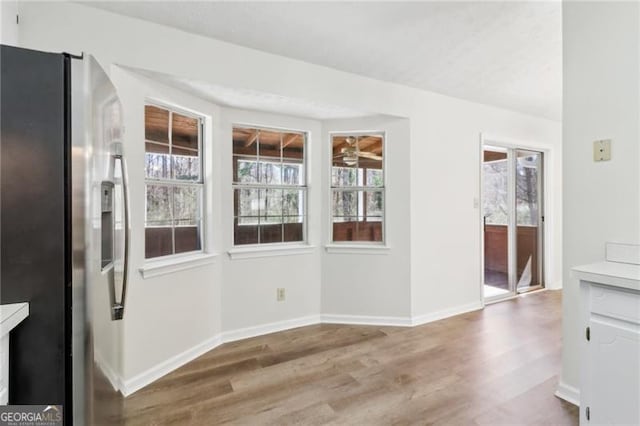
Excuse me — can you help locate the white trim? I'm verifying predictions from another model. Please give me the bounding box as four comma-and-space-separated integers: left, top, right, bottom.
119, 315, 319, 396
121, 334, 223, 397
324, 244, 391, 255
94, 351, 123, 394
221, 315, 321, 343
321, 314, 412, 327
555, 380, 580, 407
112, 302, 483, 396
228, 244, 316, 260
411, 301, 483, 326
139, 252, 219, 279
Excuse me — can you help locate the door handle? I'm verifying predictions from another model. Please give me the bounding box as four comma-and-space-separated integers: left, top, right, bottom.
110, 143, 129, 321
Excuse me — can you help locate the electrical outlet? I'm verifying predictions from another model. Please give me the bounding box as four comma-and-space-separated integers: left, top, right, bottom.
277, 288, 285, 301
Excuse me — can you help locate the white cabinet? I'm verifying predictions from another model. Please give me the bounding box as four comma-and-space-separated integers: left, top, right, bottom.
574, 255, 640, 425
0, 303, 29, 405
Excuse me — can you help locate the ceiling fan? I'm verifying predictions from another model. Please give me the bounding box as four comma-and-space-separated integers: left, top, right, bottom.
335, 136, 382, 166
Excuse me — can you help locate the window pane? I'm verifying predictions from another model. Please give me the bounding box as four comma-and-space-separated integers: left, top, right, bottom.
234, 218, 258, 245
145, 185, 172, 259
233, 128, 258, 156
333, 220, 357, 242
282, 133, 304, 183
173, 186, 200, 226
516, 153, 539, 226
173, 154, 200, 182
332, 135, 358, 185
145, 227, 173, 259
483, 159, 508, 225
145, 153, 171, 180
261, 188, 283, 218
233, 128, 257, 184
259, 161, 282, 185
365, 191, 384, 218
356, 218, 383, 242
235, 188, 260, 217
235, 159, 259, 184
146, 185, 172, 226
173, 186, 202, 254
283, 217, 304, 242
332, 190, 358, 220
260, 222, 283, 244
258, 130, 282, 161
283, 189, 303, 217
357, 135, 383, 186
145, 141, 169, 154
145, 105, 169, 144
172, 112, 199, 152
283, 162, 303, 186
331, 166, 358, 187
175, 224, 201, 254
365, 168, 384, 188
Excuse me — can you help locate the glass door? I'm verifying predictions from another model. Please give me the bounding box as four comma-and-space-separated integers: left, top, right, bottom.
515, 150, 543, 293
482, 145, 544, 302
482, 147, 512, 300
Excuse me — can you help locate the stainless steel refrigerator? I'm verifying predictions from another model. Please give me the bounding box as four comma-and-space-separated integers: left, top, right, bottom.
1, 45, 129, 425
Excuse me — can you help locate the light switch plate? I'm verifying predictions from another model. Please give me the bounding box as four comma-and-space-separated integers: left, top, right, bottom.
593, 139, 611, 161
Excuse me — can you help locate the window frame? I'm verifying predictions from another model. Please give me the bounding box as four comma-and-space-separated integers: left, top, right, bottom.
144, 101, 206, 261
231, 124, 309, 248
328, 131, 387, 246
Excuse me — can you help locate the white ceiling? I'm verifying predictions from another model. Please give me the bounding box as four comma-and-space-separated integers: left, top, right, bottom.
126, 66, 373, 120
86, 1, 562, 120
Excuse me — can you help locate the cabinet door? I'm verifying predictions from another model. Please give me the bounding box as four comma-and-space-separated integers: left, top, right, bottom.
588, 319, 640, 425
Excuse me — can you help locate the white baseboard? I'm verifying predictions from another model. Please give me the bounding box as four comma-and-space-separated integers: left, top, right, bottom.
94, 351, 123, 393
555, 380, 580, 406
546, 280, 563, 290
221, 315, 321, 343
121, 334, 222, 397
118, 315, 319, 397
321, 314, 413, 327
114, 301, 488, 396
411, 301, 483, 326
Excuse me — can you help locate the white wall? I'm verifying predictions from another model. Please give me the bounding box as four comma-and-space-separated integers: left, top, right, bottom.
220, 108, 323, 332
110, 68, 224, 382
411, 93, 564, 320
0, 1, 19, 46
322, 116, 412, 321
560, 1, 640, 401
17, 1, 562, 391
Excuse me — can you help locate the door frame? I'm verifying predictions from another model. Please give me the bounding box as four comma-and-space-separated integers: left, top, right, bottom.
479, 133, 550, 307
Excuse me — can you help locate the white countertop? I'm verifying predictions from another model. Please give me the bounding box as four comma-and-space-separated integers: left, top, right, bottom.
573, 261, 640, 292
0, 303, 29, 337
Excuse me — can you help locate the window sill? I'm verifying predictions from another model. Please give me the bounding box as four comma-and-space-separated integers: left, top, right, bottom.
228, 244, 316, 260
324, 244, 391, 255
139, 252, 219, 279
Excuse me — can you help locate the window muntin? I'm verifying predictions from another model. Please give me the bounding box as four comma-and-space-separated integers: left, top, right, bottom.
144, 104, 204, 259
331, 134, 385, 243
232, 126, 307, 245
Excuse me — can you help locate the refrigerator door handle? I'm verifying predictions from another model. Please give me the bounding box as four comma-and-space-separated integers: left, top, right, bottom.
111, 142, 129, 321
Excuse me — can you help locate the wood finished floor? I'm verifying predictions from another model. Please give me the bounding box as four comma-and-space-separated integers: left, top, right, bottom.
118, 290, 577, 425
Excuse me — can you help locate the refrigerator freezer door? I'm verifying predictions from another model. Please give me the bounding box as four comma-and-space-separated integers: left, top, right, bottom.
72, 54, 126, 425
